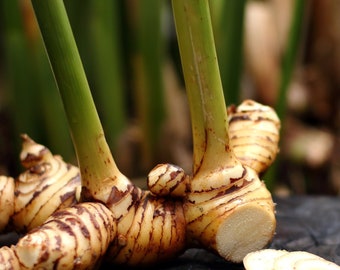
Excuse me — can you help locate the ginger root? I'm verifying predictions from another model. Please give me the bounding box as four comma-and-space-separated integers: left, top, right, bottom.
0, 176, 14, 232
0, 100, 279, 268
228, 99, 281, 174
146, 100, 279, 262
0, 135, 81, 233
0, 202, 116, 270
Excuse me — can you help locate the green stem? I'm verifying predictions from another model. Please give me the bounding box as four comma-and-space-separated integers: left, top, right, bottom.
29, 24, 75, 163
31, 0, 130, 201
172, 0, 234, 174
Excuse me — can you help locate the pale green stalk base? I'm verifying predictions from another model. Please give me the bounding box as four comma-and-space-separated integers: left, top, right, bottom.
173, 0, 276, 263
172, 0, 236, 175
31, 0, 130, 203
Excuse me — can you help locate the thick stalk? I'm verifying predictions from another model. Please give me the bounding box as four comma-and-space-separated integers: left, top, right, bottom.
25, 2, 75, 163
172, 0, 236, 175
173, 0, 276, 262
30, 0, 131, 209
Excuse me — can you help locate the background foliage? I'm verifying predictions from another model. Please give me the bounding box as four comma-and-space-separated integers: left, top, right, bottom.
1, 0, 340, 195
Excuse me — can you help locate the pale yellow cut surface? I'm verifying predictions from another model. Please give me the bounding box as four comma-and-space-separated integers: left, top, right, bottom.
244, 249, 340, 270
274, 251, 324, 270
294, 258, 340, 270
243, 249, 288, 270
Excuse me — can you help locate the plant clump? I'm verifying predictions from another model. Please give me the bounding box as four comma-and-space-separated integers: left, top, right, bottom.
0, 99, 280, 268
